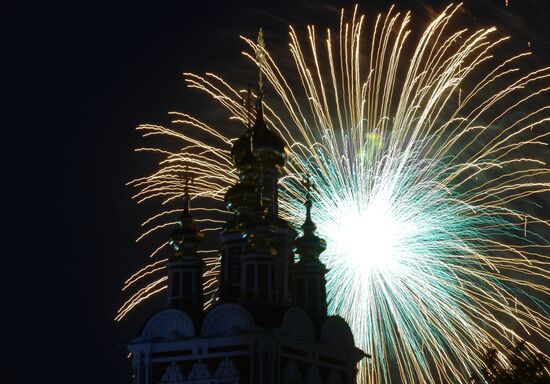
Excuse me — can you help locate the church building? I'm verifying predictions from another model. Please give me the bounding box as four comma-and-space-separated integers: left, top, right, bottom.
127, 86, 367, 383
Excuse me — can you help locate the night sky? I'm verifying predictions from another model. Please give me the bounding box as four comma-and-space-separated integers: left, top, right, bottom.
4, 1, 549, 383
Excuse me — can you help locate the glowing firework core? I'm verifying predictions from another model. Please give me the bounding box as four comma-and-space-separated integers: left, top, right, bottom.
325, 199, 400, 272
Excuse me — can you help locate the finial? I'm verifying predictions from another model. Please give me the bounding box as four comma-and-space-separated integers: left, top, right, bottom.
302, 173, 314, 202
256, 28, 266, 96
178, 165, 193, 213
301, 173, 315, 225
169, 165, 203, 255
244, 84, 253, 129
299, 173, 318, 236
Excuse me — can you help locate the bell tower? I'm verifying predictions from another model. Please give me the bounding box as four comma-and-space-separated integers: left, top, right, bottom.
220, 29, 293, 306
240, 93, 286, 305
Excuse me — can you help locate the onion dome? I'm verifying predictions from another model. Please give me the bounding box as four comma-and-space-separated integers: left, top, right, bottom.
251, 97, 288, 167
242, 197, 278, 255
230, 129, 255, 168
224, 181, 257, 212
242, 214, 278, 255
169, 189, 204, 257
293, 196, 326, 261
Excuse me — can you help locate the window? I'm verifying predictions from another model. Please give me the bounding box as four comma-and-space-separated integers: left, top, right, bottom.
171, 271, 180, 298
183, 271, 193, 294
228, 246, 241, 285
258, 264, 268, 300
297, 278, 305, 304
246, 264, 254, 300
308, 278, 318, 301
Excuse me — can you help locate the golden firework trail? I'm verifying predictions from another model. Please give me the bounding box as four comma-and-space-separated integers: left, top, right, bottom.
118, 4, 550, 383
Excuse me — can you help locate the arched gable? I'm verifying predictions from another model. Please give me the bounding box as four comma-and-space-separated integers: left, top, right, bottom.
201, 303, 255, 337
320, 315, 355, 349
142, 308, 195, 340
280, 306, 315, 342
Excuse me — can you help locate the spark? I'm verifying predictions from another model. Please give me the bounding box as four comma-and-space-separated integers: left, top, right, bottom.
120, 4, 550, 383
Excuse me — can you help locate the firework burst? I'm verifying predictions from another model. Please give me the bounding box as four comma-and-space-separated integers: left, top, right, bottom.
118, 4, 550, 383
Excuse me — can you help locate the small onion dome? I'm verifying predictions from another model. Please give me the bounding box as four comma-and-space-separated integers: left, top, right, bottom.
230, 129, 255, 167
169, 196, 204, 257
293, 199, 326, 260
251, 101, 288, 167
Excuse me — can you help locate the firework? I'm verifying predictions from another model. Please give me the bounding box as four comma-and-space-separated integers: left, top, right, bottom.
118, 4, 550, 383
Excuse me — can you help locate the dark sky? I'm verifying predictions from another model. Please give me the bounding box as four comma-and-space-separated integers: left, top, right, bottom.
3, 1, 549, 383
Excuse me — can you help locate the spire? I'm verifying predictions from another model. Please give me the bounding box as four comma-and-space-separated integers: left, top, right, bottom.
166, 167, 204, 312
292, 174, 328, 321
253, 28, 268, 143
256, 28, 265, 96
